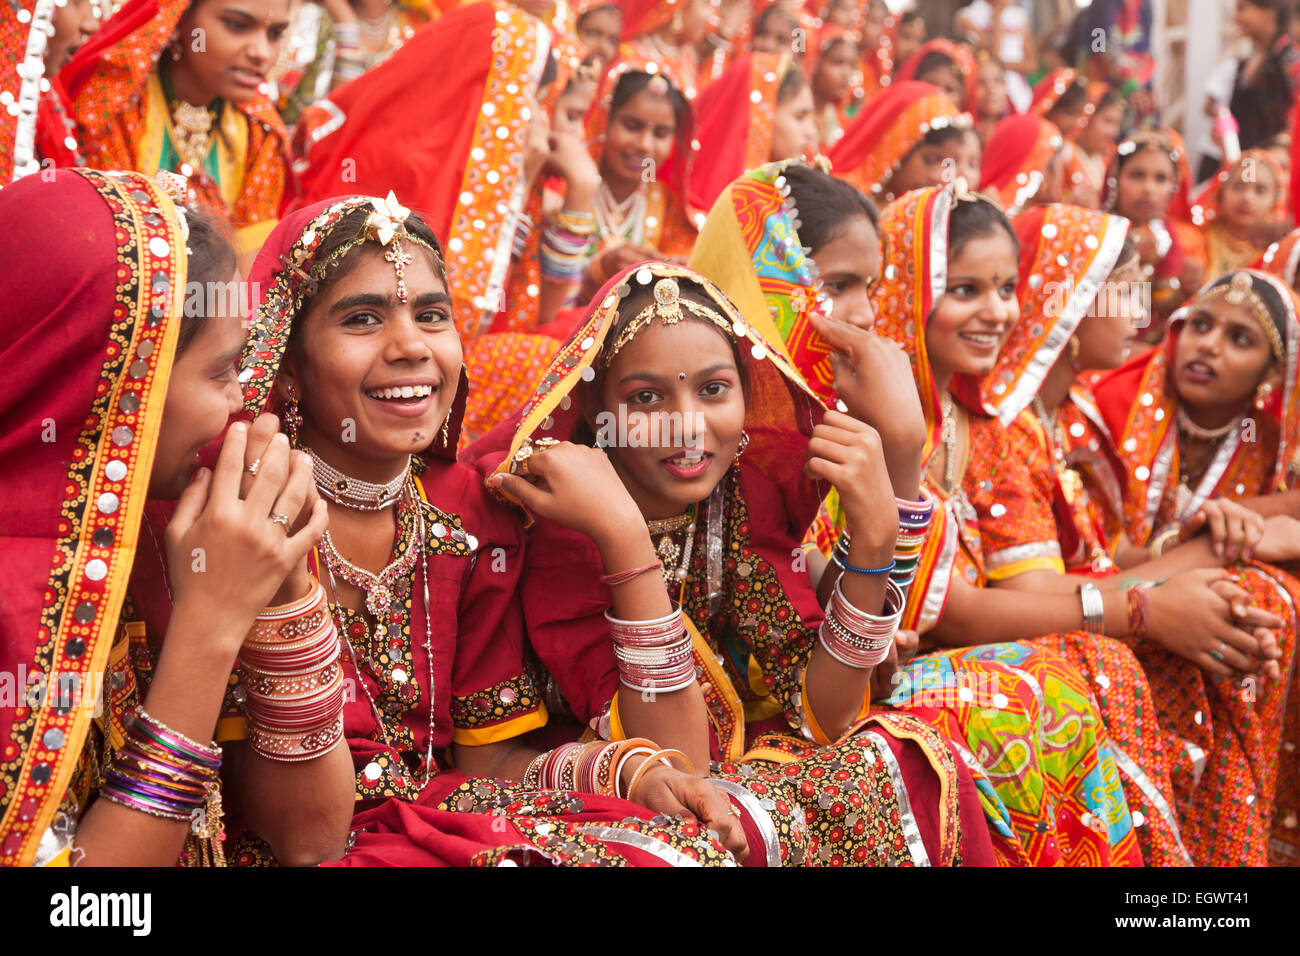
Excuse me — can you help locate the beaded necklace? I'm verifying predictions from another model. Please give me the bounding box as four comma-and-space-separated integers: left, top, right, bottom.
594, 182, 647, 246
311, 448, 410, 511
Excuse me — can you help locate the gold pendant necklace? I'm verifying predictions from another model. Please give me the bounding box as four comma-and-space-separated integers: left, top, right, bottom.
648, 511, 696, 586
170, 100, 215, 173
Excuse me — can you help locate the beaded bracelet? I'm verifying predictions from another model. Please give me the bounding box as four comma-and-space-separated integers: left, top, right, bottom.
829, 536, 895, 576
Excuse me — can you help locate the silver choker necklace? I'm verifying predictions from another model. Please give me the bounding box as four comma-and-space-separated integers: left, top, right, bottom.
309, 448, 411, 511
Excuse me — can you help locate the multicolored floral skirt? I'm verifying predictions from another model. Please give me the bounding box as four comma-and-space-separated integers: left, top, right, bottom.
1129, 563, 1300, 866
880, 642, 1145, 866
1027, 631, 1190, 866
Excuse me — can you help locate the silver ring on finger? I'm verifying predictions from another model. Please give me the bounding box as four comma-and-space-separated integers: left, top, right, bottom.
270, 512, 290, 531
247, 458, 261, 476
1209, 643, 1227, 662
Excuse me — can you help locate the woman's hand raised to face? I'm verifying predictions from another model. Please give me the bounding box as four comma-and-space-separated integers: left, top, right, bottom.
806, 410, 899, 558
238, 413, 326, 605
491, 441, 644, 548
165, 420, 329, 657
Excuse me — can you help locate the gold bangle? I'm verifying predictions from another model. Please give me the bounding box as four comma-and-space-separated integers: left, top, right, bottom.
1149, 527, 1180, 559
625, 748, 694, 804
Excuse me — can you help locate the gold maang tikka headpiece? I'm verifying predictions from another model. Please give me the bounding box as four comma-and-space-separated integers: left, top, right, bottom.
1196, 270, 1285, 362
307, 191, 442, 303
604, 275, 735, 364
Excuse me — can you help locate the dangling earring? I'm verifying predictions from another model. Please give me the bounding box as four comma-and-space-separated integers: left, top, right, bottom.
441, 411, 452, 449
1068, 335, 1081, 369
284, 384, 303, 446
166, 37, 182, 62
734, 430, 750, 462
1256, 381, 1274, 410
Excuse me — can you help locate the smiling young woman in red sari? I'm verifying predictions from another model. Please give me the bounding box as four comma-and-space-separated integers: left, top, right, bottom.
0, 169, 350, 867
233, 195, 747, 866
475, 261, 998, 866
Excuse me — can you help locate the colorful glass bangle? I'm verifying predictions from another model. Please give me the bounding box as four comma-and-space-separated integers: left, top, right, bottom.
831, 551, 896, 576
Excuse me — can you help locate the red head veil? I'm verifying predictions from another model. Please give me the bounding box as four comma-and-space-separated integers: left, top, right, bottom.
827, 80, 963, 204
293, 1, 551, 341
688, 52, 798, 215
0, 170, 188, 865
617, 0, 680, 38
895, 38, 977, 111
979, 114, 1064, 217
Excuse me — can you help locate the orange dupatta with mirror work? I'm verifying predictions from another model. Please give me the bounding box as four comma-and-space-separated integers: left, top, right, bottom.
1093, 269, 1300, 547
826, 80, 964, 204
0, 170, 188, 866
62, 0, 289, 258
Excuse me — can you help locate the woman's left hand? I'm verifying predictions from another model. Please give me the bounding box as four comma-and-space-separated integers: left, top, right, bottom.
631, 763, 749, 862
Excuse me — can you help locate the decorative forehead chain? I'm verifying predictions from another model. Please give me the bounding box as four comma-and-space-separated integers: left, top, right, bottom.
308, 192, 442, 303
1198, 271, 1284, 362
604, 276, 735, 364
